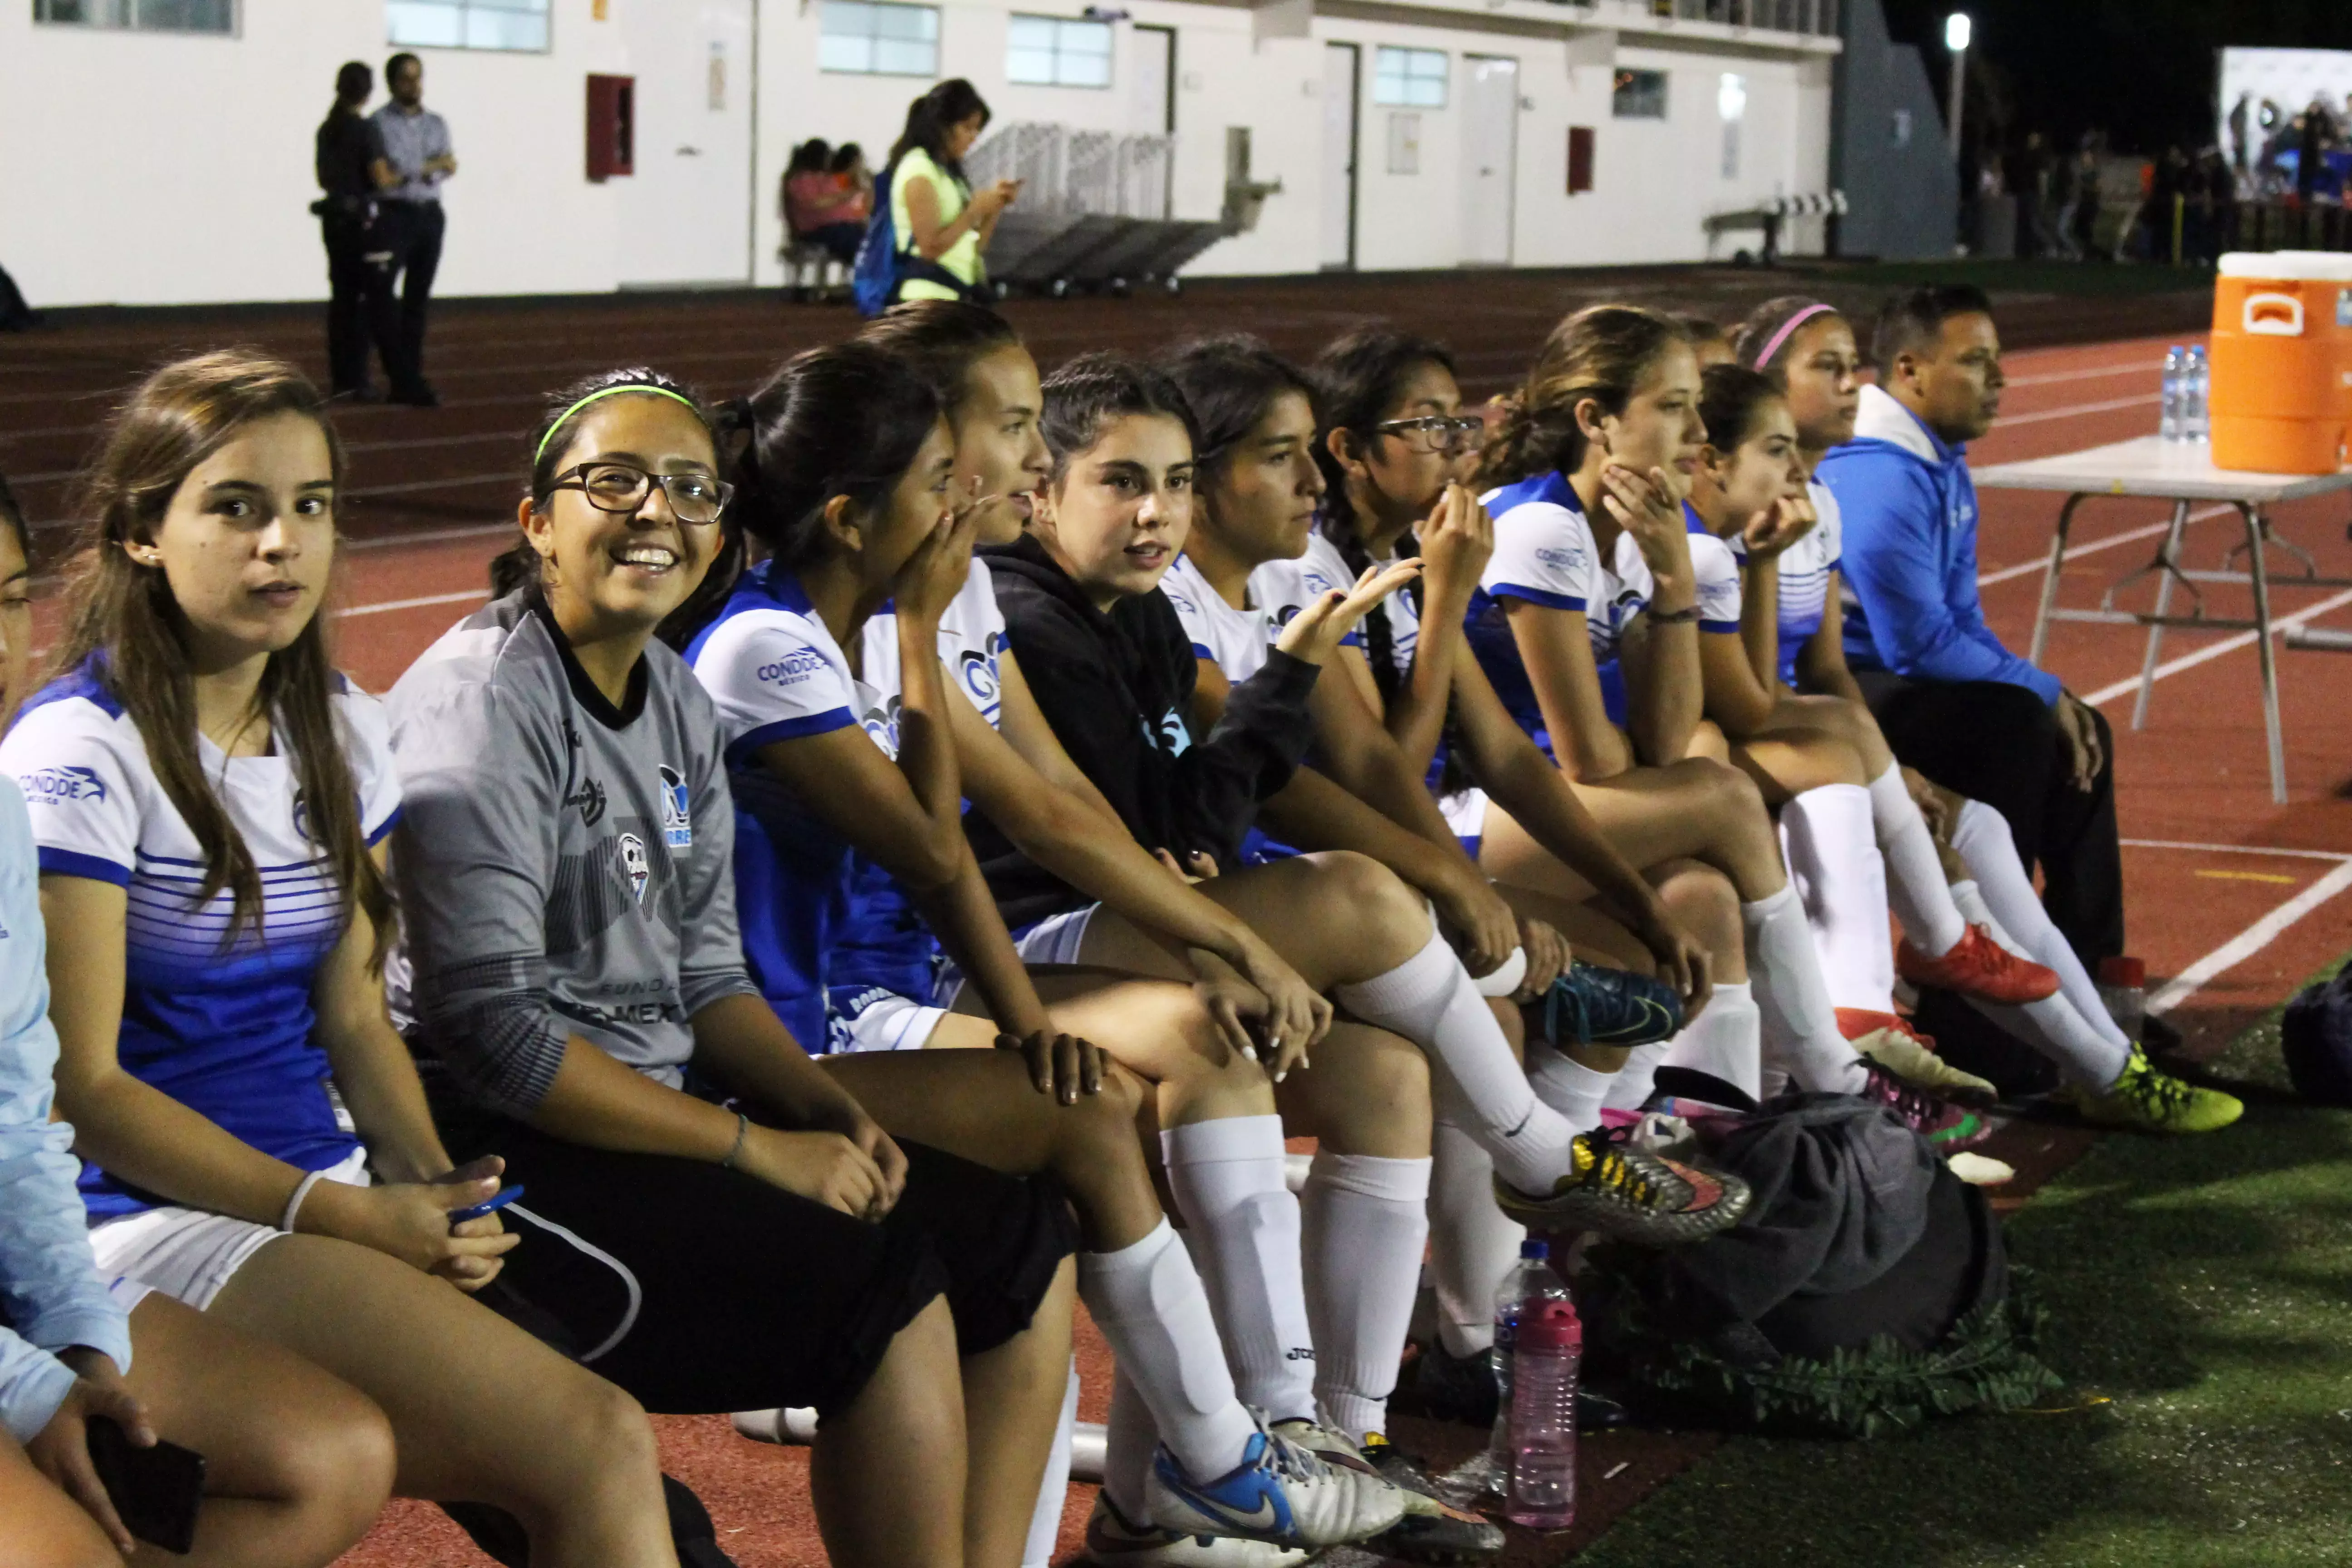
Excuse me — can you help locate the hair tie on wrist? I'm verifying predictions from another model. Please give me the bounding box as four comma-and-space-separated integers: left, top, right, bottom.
721, 1111, 750, 1170
280, 1169, 328, 1234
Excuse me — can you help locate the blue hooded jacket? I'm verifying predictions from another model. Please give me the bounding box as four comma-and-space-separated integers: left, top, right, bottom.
1817, 384, 2061, 706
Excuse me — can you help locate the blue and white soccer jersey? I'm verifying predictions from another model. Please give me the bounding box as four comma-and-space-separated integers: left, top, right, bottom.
0, 666, 399, 1222
1689, 530, 1744, 635
1730, 479, 1842, 688
1468, 470, 1653, 752
0, 666, 394, 1307
683, 559, 863, 1052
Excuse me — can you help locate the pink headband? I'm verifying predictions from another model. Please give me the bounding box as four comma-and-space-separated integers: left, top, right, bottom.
1752, 303, 1837, 369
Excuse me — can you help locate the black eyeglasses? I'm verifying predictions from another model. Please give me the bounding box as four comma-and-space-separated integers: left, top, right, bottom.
547, 462, 731, 525
1372, 415, 1487, 455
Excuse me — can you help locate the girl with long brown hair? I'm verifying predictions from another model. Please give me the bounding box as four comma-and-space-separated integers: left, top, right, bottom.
1464, 306, 1988, 1140
0, 351, 684, 1568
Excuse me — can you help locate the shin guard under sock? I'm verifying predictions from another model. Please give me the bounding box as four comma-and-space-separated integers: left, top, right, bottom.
1161, 1117, 1318, 1423
1743, 884, 1867, 1093
1301, 1152, 1431, 1441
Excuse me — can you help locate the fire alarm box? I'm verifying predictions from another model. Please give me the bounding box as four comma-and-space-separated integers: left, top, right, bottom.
587, 74, 635, 181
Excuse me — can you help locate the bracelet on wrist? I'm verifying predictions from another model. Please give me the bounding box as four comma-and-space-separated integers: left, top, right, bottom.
1646, 603, 1702, 626
720, 1111, 750, 1170
279, 1169, 328, 1234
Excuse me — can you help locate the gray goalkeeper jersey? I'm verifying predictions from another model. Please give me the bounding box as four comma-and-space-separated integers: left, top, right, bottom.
386, 589, 756, 1115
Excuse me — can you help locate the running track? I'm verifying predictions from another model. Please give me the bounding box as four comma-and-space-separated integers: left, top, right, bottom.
3, 271, 2346, 1565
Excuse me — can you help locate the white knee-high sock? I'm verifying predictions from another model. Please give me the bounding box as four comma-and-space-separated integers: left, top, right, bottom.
1659, 980, 1765, 1102
1301, 1152, 1431, 1441
1102, 1369, 1158, 1519
1743, 885, 1868, 1093
1023, 1358, 1079, 1568
1951, 881, 2134, 1089
1426, 1108, 1525, 1358
1526, 1043, 1614, 1133
1336, 929, 1580, 1194
1780, 784, 1898, 1014
1602, 1042, 1668, 1113
1078, 1220, 1258, 1485
1868, 764, 1970, 956
1161, 1117, 1318, 1424
1951, 800, 2132, 1051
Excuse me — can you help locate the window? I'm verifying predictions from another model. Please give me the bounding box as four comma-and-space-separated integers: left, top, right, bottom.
1007, 15, 1112, 88
34, 0, 233, 32
387, 0, 549, 52
1372, 47, 1446, 109
821, 0, 939, 77
1612, 68, 1667, 119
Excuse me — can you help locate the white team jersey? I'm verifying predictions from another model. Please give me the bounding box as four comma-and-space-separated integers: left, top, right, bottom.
1730, 479, 1842, 683
1690, 531, 1744, 633
687, 561, 861, 757
0, 666, 401, 1217
1296, 531, 1414, 681
858, 556, 1010, 745
1478, 471, 1655, 663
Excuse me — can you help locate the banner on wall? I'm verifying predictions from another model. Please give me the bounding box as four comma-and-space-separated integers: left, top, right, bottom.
2217, 47, 2352, 191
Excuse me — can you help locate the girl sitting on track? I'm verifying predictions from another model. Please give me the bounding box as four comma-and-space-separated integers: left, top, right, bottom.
388, 363, 1404, 1568
1461, 304, 1986, 1137
2, 353, 683, 1568
990, 351, 1748, 1245
664, 336, 1414, 1565
0, 466, 393, 1568
1718, 302, 2239, 1134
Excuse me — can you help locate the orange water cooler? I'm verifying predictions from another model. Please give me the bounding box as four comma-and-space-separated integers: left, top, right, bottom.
2210, 252, 2352, 475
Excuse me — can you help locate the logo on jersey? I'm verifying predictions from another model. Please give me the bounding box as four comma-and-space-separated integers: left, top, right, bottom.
566, 776, 608, 827
657, 765, 692, 849
957, 648, 1001, 715
757, 648, 829, 686
1535, 545, 1588, 574
1142, 708, 1191, 756
617, 832, 650, 904
860, 696, 903, 756
20, 765, 108, 805
291, 790, 312, 843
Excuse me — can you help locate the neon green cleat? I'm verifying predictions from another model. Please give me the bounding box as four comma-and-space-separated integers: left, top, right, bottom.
2063, 1049, 2244, 1134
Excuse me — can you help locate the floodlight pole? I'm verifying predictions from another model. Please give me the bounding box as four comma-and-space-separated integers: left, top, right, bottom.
1944, 13, 1971, 161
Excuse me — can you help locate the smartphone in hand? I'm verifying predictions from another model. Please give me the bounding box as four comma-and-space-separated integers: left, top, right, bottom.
85, 1415, 206, 1555
450, 1183, 525, 1226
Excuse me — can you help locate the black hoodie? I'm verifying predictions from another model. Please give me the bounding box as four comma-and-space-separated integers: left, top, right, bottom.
972, 534, 1320, 929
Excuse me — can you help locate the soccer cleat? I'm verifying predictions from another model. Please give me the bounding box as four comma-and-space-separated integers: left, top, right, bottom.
1896, 924, 2061, 1004
2061, 1048, 2244, 1134
1494, 1125, 1750, 1245
1839, 1009, 1998, 1107
1860, 1063, 1990, 1150
1359, 1435, 1505, 1564
1145, 1418, 1410, 1549
1392, 1340, 1499, 1428
1078, 1491, 1313, 1566
1538, 962, 1684, 1049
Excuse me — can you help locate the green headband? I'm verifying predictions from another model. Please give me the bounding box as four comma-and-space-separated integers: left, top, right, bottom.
535, 384, 700, 465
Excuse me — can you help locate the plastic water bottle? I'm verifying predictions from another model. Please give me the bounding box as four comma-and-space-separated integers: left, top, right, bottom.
1483, 1240, 1572, 1489
2185, 345, 2210, 444
2159, 346, 2186, 443
1505, 1296, 1583, 1530
2097, 956, 2147, 1044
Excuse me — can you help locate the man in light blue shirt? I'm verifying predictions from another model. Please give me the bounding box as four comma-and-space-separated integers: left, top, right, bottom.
368, 52, 456, 407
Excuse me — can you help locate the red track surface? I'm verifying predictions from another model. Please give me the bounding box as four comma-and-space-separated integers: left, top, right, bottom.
4, 278, 2347, 1566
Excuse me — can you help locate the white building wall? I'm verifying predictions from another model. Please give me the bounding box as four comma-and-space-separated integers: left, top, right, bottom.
0, 0, 1835, 309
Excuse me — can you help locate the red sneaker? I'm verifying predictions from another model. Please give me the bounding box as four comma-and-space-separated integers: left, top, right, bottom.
1896, 924, 2061, 1004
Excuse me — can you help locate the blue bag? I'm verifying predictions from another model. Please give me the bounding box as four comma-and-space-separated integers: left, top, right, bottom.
849, 168, 899, 318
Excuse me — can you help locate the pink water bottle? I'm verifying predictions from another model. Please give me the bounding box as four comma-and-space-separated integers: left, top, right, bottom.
1504, 1296, 1582, 1529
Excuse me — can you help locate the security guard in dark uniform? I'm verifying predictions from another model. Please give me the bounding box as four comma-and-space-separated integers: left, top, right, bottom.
314, 61, 399, 401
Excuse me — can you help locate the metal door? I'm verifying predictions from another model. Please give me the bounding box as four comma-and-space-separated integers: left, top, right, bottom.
615, 0, 756, 286
1459, 55, 1518, 265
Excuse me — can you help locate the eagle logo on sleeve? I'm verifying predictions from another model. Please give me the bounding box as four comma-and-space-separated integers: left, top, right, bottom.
657, 765, 692, 849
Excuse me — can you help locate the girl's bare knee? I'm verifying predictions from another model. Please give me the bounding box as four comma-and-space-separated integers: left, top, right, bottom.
1306, 852, 1429, 952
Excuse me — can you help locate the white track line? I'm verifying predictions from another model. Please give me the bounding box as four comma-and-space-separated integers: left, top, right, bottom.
2082, 586, 2352, 707
1976, 507, 2233, 588
2147, 858, 2352, 1016
1990, 392, 2159, 428
2122, 838, 2352, 862
336, 588, 486, 619
2004, 363, 2159, 388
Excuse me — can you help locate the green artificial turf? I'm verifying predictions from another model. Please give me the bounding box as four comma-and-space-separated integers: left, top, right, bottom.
1573, 970, 2352, 1568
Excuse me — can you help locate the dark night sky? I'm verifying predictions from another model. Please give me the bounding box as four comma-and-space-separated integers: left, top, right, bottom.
1877, 0, 2352, 154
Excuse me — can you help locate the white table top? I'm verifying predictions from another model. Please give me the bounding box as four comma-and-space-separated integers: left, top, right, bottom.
1972, 436, 2352, 504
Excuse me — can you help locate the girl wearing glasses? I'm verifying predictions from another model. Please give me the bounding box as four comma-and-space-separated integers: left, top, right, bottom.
2, 353, 684, 1568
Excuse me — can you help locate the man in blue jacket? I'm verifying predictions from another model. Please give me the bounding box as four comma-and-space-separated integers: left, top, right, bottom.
1818, 284, 2124, 976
